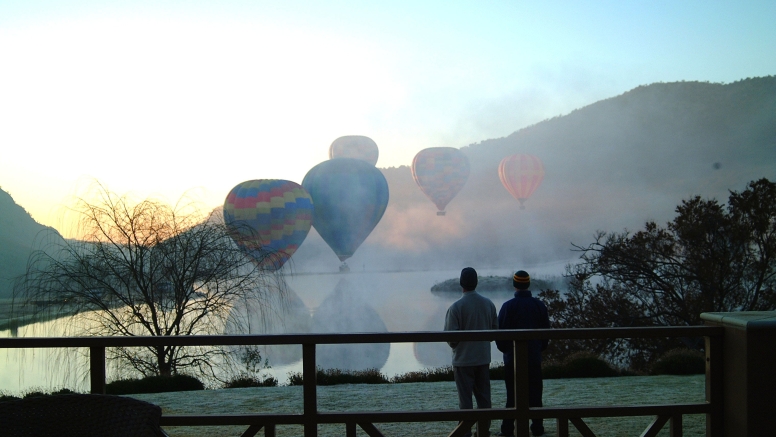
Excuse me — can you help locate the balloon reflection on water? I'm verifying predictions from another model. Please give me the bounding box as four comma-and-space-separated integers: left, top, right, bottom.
310, 279, 390, 371
225, 288, 312, 367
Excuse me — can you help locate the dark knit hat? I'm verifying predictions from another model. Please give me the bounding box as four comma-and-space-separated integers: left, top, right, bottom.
513, 270, 530, 289
460, 267, 478, 291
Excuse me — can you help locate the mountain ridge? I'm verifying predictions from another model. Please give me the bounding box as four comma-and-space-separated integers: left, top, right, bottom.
292, 77, 776, 272
0, 188, 61, 298
2, 77, 775, 279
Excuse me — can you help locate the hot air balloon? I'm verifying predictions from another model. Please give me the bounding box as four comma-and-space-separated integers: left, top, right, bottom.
223, 179, 313, 270
498, 154, 545, 209
329, 135, 379, 166
411, 147, 470, 216
302, 158, 389, 266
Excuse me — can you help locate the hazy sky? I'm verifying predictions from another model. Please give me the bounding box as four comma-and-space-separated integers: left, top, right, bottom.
2, 0, 775, 236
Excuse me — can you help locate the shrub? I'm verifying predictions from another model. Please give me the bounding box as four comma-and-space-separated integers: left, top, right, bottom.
288, 368, 389, 386
489, 363, 505, 381
287, 372, 304, 386
650, 348, 705, 375
224, 375, 278, 388
51, 388, 77, 395
391, 366, 454, 383
542, 351, 619, 379
106, 374, 204, 395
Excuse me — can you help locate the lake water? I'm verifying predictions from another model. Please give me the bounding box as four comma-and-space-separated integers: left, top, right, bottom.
0, 262, 569, 394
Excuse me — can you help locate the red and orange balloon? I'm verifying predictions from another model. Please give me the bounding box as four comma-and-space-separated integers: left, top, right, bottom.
498, 154, 544, 209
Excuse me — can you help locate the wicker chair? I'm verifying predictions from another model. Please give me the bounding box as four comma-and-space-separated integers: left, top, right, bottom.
0, 393, 168, 437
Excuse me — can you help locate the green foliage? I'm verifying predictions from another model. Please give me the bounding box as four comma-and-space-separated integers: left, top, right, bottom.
225, 346, 277, 388
650, 349, 706, 375
0, 387, 78, 402
489, 363, 505, 381
224, 375, 278, 388
287, 372, 303, 386
106, 374, 204, 395
547, 178, 776, 370
288, 368, 389, 385
542, 352, 620, 379
317, 368, 388, 385
390, 366, 455, 383
283, 361, 635, 387
51, 388, 77, 395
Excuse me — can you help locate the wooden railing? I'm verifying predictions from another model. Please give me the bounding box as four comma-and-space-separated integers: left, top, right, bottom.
0, 326, 723, 437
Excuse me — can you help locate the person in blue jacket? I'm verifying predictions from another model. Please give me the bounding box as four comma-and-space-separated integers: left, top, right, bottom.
495, 270, 550, 437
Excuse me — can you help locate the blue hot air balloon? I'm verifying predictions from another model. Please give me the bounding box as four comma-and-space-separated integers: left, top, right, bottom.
302, 158, 389, 264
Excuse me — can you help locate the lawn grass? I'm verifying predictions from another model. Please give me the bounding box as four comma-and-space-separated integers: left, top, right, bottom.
132, 374, 706, 437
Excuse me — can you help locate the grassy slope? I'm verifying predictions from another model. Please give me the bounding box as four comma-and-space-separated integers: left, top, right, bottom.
132, 374, 706, 437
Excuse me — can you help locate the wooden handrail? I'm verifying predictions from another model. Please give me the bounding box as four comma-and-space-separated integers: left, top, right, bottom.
0, 326, 724, 437
0, 325, 722, 347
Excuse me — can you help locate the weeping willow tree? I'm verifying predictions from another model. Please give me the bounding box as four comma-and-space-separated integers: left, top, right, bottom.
14, 183, 287, 382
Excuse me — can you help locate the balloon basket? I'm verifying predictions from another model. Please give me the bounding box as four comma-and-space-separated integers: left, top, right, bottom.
436, 211, 446, 216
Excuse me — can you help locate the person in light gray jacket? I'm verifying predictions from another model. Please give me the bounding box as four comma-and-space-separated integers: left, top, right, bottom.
444, 267, 498, 436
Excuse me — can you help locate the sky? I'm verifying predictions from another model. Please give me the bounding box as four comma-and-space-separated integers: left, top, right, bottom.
1, 0, 775, 237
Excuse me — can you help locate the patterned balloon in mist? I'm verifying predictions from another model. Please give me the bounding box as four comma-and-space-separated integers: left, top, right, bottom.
302, 158, 389, 262
498, 154, 545, 209
223, 180, 313, 270
411, 147, 470, 216
329, 135, 379, 166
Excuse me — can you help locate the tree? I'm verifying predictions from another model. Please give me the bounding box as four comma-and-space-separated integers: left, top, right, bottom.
543, 178, 776, 369
14, 184, 286, 382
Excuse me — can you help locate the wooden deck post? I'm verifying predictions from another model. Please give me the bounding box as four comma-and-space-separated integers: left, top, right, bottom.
303, 343, 317, 437
702, 311, 776, 437
89, 346, 106, 394
704, 333, 723, 437
514, 340, 530, 437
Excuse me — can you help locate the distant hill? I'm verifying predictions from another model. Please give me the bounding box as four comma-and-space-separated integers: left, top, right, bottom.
291, 77, 776, 273
0, 188, 61, 298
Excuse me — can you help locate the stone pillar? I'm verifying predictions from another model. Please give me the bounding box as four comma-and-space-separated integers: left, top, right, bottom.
701, 311, 776, 437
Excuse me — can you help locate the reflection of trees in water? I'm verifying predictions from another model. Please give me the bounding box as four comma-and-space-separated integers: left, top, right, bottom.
413, 297, 502, 369
227, 288, 311, 366
311, 279, 390, 371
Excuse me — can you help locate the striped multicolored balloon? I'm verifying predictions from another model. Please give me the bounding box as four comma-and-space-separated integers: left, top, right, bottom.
223, 180, 313, 270
498, 154, 545, 209
411, 147, 470, 216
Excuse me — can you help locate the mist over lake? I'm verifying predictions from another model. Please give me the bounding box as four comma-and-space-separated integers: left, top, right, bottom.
0, 264, 568, 394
